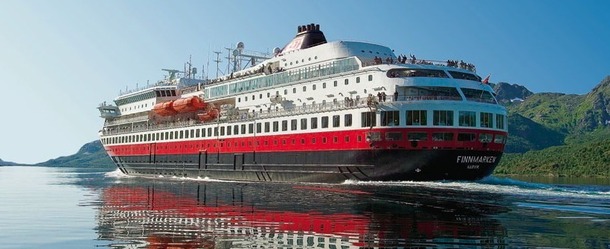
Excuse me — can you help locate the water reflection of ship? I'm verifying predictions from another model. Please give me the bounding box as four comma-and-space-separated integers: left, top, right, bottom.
96, 181, 508, 248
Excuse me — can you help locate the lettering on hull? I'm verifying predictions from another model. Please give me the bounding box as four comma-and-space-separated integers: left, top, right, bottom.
456, 156, 497, 164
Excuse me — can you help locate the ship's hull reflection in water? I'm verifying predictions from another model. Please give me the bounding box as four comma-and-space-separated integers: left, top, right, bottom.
97, 180, 508, 248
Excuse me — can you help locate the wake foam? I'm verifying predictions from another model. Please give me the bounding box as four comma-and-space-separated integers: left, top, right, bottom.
343, 176, 610, 200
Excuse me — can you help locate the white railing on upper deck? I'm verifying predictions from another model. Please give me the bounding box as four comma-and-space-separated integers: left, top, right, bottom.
362, 58, 477, 73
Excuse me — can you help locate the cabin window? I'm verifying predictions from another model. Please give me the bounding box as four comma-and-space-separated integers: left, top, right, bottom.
481, 112, 493, 128
408, 132, 428, 141
432, 132, 454, 141
457, 133, 476, 141
344, 114, 352, 127
220, 127, 226, 136
312, 84, 316, 90
256, 123, 262, 133
461, 88, 496, 104
344, 79, 349, 85
196, 129, 200, 138
291, 119, 297, 130
479, 133, 493, 143
321, 116, 329, 128
496, 114, 506, 130
235, 125, 240, 135
323, 82, 326, 89
303, 86, 306, 92
293, 88, 296, 94
368, 75, 373, 81
226, 126, 231, 135
433, 110, 454, 126
381, 111, 399, 126
356, 77, 360, 83
333, 115, 340, 127
241, 124, 246, 134
311, 117, 318, 129
333, 81, 338, 87
385, 132, 402, 141
282, 120, 288, 131
300, 118, 307, 130
361, 112, 376, 127
406, 110, 427, 126
214, 127, 218, 136
459, 111, 476, 127
273, 121, 279, 132
494, 134, 506, 144
265, 122, 270, 133
207, 128, 212, 137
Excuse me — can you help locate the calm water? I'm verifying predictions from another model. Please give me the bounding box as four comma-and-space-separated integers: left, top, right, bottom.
1, 166, 609, 248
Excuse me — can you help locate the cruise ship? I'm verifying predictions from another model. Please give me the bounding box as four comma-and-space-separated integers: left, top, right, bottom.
97, 24, 508, 182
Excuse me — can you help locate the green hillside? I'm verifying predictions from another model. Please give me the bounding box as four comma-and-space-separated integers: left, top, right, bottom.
495, 76, 610, 177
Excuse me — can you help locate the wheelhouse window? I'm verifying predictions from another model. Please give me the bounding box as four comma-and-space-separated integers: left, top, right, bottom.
397, 86, 461, 101
433, 110, 454, 126
361, 111, 376, 127
406, 110, 427, 125
387, 69, 448, 78
381, 111, 399, 126
448, 71, 481, 82
459, 111, 476, 127
480, 112, 493, 128
460, 88, 497, 104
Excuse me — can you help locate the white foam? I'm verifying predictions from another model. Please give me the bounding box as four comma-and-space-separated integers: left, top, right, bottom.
104, 169, 133, 179
343, 177, 610, 200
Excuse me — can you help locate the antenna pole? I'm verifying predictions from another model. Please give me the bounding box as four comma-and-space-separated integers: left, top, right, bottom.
213, 51, 222, 78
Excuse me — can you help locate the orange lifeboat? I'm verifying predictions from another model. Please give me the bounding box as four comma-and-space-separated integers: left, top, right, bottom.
172, 96, 207, 113
152, 101, 176, 116
197, 108, 219, 122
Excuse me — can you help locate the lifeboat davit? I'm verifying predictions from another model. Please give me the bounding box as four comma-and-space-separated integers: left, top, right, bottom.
152, 101, 176, 116
172, 96, 207, 113
197, 108, 219, 122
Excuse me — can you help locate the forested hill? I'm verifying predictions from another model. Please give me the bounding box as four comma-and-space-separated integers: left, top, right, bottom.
495, 76, 610, 177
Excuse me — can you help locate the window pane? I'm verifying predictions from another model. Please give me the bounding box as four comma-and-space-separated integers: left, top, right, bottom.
459, 111, 476, 127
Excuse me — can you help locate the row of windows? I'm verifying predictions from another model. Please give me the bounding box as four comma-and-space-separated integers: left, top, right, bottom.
237, 75, 374, 103
207, 58, 359, 98
102, 110, 505, 145
284, 56, 318, 66
366, 111, 506, 129
103, 114, 354, 145
106, 130, 506, 152
387, 69, 482, 82
115, 90, 175, 106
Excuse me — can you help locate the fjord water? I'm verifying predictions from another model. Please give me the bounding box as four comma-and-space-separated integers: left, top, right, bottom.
1, 166, 609, 248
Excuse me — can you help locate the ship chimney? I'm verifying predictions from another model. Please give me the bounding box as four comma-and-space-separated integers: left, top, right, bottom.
280, 23, 327, 54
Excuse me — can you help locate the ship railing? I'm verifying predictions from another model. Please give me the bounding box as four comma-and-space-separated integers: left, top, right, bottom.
361, 58, 477, 73
101, 94, 473, 136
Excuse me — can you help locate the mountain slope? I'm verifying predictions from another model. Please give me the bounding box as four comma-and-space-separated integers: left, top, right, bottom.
36, 140, 114, 168
0, 158, 19, 166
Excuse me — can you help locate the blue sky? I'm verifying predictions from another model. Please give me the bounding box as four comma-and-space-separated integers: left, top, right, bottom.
1, 0, 609, 164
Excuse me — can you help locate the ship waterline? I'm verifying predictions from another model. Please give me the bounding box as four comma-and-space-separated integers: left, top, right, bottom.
99, 23, 508, 182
